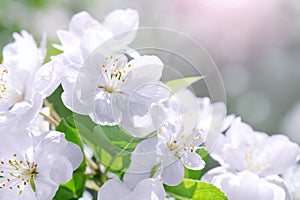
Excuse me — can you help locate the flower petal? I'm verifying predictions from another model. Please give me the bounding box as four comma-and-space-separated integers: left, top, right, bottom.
64, 142, 84, 170
90, 92, 123, 125
102, 9, 139, 46
201, 166, 229, 182
35, 176, 59, 200
79, 29, 112, 59
203, 169, 286, 200
61, 63, 92, 115
124, 81, 170, 127
102, 9, 139, 35
33, 59, 61, 98
3, 30, 45, 73
98, 179, 131, 200
56, 30, 80, 52
48, 153, 74, 184
181, 151, 205, 170
69, 11, 101, 38
260, 134, 299, 176
161, 159, 184, 186
124, 138, 159, 189
128, 178, 166, 200
120, 111, 155, 137
124, 55, 163, 81
282, 164, 300, 199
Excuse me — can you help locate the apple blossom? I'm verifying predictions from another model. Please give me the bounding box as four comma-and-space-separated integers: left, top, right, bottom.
55, 9, 139, 58
202, 167, 287, 200
64, 52, 169, 136
125, 90, 227, 186
55, 9, 140, 118
0, 126, 83, 200
210, 118, 300, 176
154, 90, 228, 186
0, 31, 60, 127
1, 6, 298, 200
202, 118, 299, 199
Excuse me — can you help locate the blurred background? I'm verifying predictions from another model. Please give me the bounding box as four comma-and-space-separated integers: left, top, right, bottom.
0, 0, 299, 143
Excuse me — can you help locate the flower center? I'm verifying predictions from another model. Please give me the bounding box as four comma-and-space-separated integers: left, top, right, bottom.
245, 148, 271, 173
0, 153, 38, 194
98, 55, 132, 93
159, 127, 203, 154
166, 140, 178, 151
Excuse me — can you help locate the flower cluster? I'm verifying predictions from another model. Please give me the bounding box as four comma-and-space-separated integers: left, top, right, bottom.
0, 31, 83, 199
202, 118, 300, 199
1, 8, 300, 200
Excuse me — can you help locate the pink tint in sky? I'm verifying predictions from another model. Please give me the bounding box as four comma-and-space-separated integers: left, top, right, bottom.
174, 0, 290, 63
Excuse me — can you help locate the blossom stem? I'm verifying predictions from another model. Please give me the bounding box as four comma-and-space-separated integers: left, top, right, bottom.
43, 99, 61, 122
39, 112, 59, 127
150, 162, 161, 178
85, 180, 100, 191
86, 157, 99, 171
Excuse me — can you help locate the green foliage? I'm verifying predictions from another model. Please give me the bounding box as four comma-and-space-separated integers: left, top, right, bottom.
164, 179, 228, 200
166, 76, 204, 94
51, 105, 225, 200
23, 0, 49, 8
45, 42, 63, 62
71, 114, 143, 175
48, 86, 73, 118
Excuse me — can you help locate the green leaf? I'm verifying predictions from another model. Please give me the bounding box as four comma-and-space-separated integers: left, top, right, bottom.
92, 125, 143, 173
164, 179, 228, 200
71, 114, 143, 174
99, 126, 142, 152
166, 76, 204, 94
48, 86, 72, 118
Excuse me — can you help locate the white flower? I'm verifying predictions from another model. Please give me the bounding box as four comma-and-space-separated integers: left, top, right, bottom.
282, 164, 300, 200
55, 9, 153, 135
55, 9, 139, 92
155, 90, 229, 185
64, 52, 169, 136
98, 178, 166, 200
203, 118, 299, 199
55, 9, 139, 57
0, 31, 60, 127
55, 9, 139, 123
0, 127, 83, 200
124, 90, 227, 186
210, 118, 300, 176
202, 167, 287, 200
